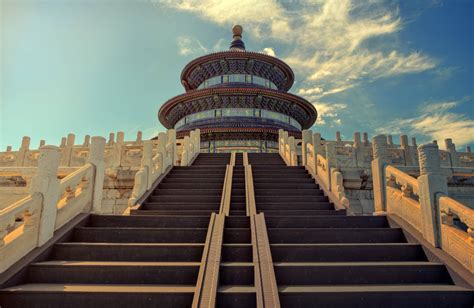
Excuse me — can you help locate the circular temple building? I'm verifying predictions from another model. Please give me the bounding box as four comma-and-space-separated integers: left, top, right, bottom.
158, 25, 317, 153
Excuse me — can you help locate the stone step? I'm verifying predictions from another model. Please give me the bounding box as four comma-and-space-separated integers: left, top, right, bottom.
27, 261, 200, 285
158, 183, 224, 189
52, 243, 204, 262
260, 210, 344, 216
153, 189, 223, 196
277, 285, 474, 308
163, 177, 225, 183
132, 209, 216, 216
149, 195, 221, 202
216, 286, 256, 308
219, 262, 255, 285
265, 216, 388, 228
88, 214, 210, 228
267, 228, 406, 244
221, 244, 253, 262
270, 243, 427, 262
225, 216, 250, 228
142, 202, 220, 211
256, 202, 333, 211
256, 196, 329, 202
254, 189, 324, 196
273, 262, 452, 285
252, 178, 314, 184
0, 284, 195, 307
72, 227, 208, 243
224, 228, 251, 244
254, 183, 319, 189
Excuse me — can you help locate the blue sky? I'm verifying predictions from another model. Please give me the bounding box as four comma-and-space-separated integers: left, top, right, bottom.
1, 0, 473, 150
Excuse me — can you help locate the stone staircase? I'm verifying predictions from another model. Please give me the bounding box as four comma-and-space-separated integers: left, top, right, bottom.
0, 152, 472, 307
248, 153, 473, 307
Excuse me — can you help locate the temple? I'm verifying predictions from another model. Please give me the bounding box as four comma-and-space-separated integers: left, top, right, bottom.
158, 25, 317, 153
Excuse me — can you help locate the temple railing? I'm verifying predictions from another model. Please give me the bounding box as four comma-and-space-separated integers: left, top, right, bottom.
372, 138, 474, 273
0, 137, 106, 273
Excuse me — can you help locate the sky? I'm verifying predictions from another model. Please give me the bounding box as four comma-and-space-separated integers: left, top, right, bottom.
1, 0, 473, 150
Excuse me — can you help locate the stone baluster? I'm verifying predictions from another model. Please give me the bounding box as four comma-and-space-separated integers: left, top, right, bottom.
336, 131, 341, 142
288, 136, 297, 166
301, 129, 312, 166
60, 137, 66, 148
15, 136, 31, 166
142, 141, 154, 189
353, 132, 361, 149
60, 133, 75, 166
181, 136, 190, 166
312, 132, 323, 157
108, 133, 115, 146
136, 131, 143, 145
371, 135, 389, 215
362, 132, 369, 147
412, 137, 417, 147
400, 135, 414, 166
29, 145, 61, 246
83, 135, 90, 147
387, 135, 393, 147
325, 142, 337, 190
88, 137, 106, 213
39, 140, 45, 148
158, 132, 168, 169
417, 143, 448, 247
112, 132, 124, 168
444, 138, 459, 167
167, 129, 177, 166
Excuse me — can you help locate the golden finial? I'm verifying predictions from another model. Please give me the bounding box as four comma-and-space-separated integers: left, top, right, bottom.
232, 25, 243, 39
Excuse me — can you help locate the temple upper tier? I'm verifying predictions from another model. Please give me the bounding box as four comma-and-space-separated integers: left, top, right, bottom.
158, 25, 317, 152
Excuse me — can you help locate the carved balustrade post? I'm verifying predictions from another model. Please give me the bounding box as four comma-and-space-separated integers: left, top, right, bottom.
371, 135, 389, 215
301, 129, 312, 166
112, 131, 124, 168
444, 139, 460, 167
136, 131, 143, 145
181, 136, 191, 166
336, 131, 341, 142
312, 132, 323, 174
15, 136, 31, 166
108, 133, 115, 146
141, 141, 153, 189
325, 142, 337, 190
288, 136, 297, 166
362, 132, 369, 147
167, 129, 177, 166
417, 143, 448, 247
157, 132, 168, 171
39, 140, 46, 148
467, 146, 471, 153
83, 135, 90, 147
400, 135, 415, 166
60, 133, 75, 166
6, 146, 12, 152
387, 135, 394, 147
30, 145, 61, 246
88, 137, 106, 213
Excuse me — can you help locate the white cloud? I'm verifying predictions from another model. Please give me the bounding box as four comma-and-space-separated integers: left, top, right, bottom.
262, 47, 276, 57
376, 99, 474, 147
312, 102, 348, 126
176, 36, 208, 56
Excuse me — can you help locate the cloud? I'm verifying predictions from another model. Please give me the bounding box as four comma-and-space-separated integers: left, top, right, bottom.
376, 99, 474, 147
159, 0, 437, 99
312, 102, 348, 126
176, 36, 208, 56
262, 47, 276, 57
